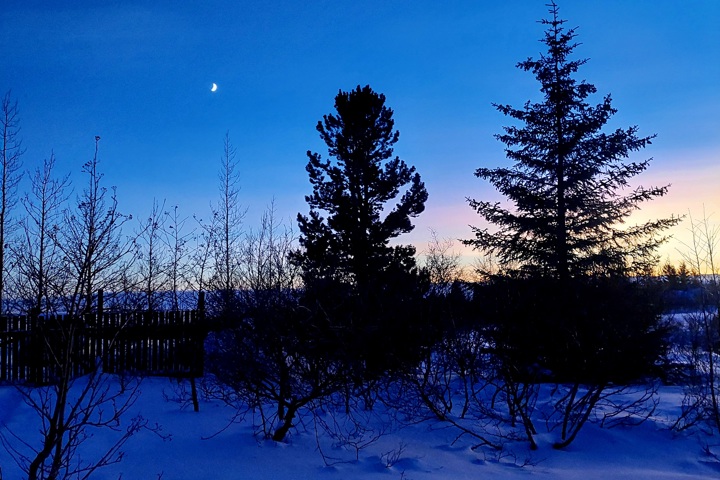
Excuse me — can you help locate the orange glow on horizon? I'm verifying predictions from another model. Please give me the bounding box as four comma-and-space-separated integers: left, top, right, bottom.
402, 148, 719, 271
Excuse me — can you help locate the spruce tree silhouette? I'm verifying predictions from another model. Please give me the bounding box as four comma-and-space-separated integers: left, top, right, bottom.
465, 2, 678, 449
464, 3, 678, 280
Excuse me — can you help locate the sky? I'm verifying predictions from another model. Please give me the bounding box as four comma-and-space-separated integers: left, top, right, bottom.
1, 0, 718, 267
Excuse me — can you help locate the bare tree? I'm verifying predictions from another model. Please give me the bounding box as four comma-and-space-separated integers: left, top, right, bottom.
422, 229, 465, 287
1, 360, 163, 480
673, 211, 720, 433
0, 91, 25, 313
9, 153, 70, 315
163, 205, 195, 311
1, 139, 162, 479
206, 204, 347, 441
189, 218, 213, 296
239, 201, 299, 299
133, 198, 170, 311
205, 132, 245, 317
52, 136, 134, 316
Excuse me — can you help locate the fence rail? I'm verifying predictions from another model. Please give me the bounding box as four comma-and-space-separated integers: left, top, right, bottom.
0, 309, 207, 385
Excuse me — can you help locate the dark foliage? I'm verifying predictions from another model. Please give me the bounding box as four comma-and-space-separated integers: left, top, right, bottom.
293, 85, 431, 383
295, 85, 427, 294
475, 275, 670, 385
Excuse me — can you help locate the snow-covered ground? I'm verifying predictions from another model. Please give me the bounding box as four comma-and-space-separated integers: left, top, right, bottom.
1, 377, 719, 479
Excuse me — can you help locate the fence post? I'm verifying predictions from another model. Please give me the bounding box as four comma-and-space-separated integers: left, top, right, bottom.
197, 291, 205, 318
187, 291, 206, 412
92, 289, 104, 376
97, 289, 104, 317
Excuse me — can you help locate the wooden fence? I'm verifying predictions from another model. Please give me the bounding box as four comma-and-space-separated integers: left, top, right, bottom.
0, 308, 207, 385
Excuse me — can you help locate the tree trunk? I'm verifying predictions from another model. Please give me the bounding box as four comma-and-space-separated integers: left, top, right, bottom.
272, 403, 299, 442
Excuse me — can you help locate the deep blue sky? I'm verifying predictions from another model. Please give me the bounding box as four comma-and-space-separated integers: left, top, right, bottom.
2, 1, 718, 263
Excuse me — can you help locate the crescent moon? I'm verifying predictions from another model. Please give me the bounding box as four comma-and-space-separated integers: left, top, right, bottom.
211, 83, 218, 92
